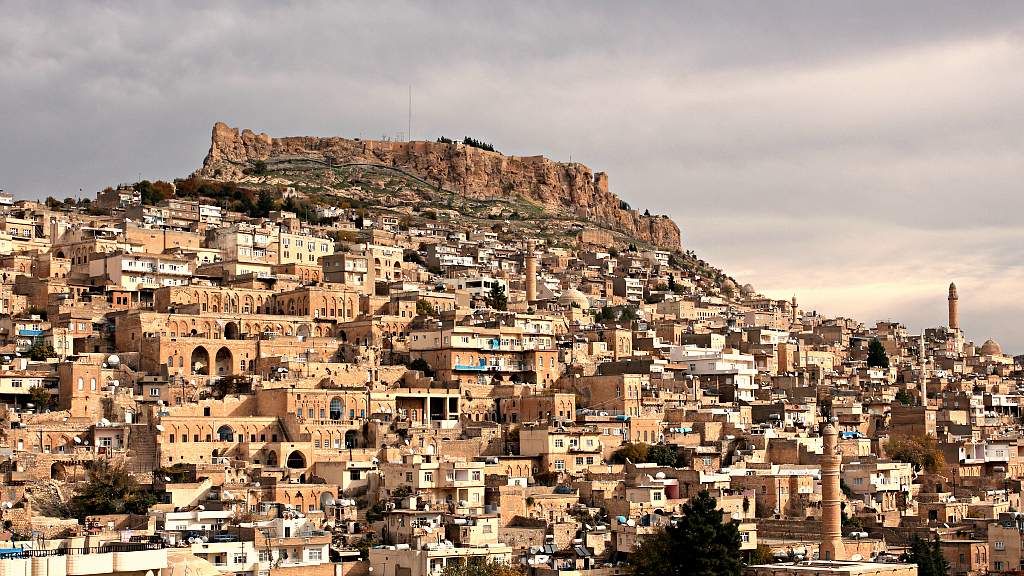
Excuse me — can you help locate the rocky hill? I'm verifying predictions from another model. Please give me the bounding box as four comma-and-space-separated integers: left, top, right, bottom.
197, 123, 681, 250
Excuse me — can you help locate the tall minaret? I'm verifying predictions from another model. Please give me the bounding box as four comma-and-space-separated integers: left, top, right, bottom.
948, 282, 959, 330
791, 295, 798, 325
525, 242, 537, 303
818, 424, 846, 562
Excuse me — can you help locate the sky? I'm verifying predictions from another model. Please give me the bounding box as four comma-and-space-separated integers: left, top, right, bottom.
2, 1, 1023, 352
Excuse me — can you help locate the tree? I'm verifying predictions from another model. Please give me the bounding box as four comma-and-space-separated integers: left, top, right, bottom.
867, 339, 890, 368
647, 446, 678, 467
29, 386, 52, 408
750, 543, 774, 565
906, 535, 949, 576
408, 358, 433, 377
416, 298, 436, 316
895, 390, 914, 405
442, 557, 523, 576
615, 442, 650, 464
486, 283, 508, 311
255, 191, 276, 218
70, 460, 157, 520
27, 343, 56, 361
884, 434, 946, 474
630, 490, 742, 576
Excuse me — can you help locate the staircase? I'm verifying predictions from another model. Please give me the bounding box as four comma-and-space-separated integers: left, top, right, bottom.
128, 424, 158, 481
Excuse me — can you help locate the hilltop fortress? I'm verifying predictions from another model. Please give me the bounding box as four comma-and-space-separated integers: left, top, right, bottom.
198, 122, 682, 249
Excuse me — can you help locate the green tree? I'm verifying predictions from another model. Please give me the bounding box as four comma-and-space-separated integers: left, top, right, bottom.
70, 460, 157, 520
408, 358, 433, 377
27, 343, 56, 361
630, 490, 742, 576
647, 446, 678, 467
416, 298, 435, 316
867, 339, 890, 368
750, 543, 774, 565
442, 557, 523, 576
884, 434, 946, 474
895, 390, 913, 405
906, 535, 949, 576
29, 386, 52, 408
252, 160, 268, 174
486, 283, 508, 311
615, 442, 650, 464
255, 191, 276, 218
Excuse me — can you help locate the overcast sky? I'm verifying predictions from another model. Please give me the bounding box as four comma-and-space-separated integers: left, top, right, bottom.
2, 1, 1023, 352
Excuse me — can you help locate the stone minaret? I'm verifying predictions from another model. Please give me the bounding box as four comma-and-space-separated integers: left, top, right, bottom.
818, 424, 846, 562
791, 295, 798, 324
525, 242, 537, 303
948, 282, 959, 330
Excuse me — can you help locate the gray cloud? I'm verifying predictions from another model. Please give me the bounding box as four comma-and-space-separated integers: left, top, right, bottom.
2, 1, 1023, 351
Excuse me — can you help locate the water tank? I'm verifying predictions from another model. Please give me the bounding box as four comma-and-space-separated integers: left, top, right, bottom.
107, 355, 120, 367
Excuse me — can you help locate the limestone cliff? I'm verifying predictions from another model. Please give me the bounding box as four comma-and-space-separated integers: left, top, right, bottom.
198, 122, 681, 249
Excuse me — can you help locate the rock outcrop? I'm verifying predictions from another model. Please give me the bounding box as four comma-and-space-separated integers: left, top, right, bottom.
198, 123, 681, 249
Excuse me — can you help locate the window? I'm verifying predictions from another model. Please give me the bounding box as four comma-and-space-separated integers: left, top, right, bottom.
483, 524, 492, 534
350, 470, 361, 481
741, 532, 750, 543
653, 492, 663, 501
233, 553, 246, 564
853, 477, 863, 486
406, 472, 413, 482
308, 550, 322, 561
10, 380, 21, 388
554, 460, 565, 470
586, 456, 595, 465
995, 542, 1005, 551
424, 472, 433, 482
554, 439, 564, 448
472, 471, 481, 481
702, 457, 712, 467
576, 457, 584, 465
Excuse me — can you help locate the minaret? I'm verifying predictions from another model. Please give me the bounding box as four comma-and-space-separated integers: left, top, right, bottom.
818, 423, 846, 562
791, 295, 798, 325
525, 242, 537, 303
948, 282, 959, 330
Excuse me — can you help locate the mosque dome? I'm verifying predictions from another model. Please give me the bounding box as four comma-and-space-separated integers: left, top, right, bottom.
740, 283, 756, 297
981, 339, 1002, 356
720, 279, 736, 297
558, 288, 590, 310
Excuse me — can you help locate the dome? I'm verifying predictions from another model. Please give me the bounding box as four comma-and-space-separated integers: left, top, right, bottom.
720, 279, 736, 296
981, 339, 1002, 356
740, 283, 756, 296
558, 288, 590, 310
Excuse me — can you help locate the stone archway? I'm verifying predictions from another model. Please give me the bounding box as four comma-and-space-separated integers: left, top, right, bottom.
224, 322, 240, 340
215, 347, 233, 375
191, 346, 210, 375
286, 451, 306, 469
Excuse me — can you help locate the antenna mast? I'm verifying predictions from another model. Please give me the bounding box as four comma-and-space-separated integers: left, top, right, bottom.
408, 86, 412, 142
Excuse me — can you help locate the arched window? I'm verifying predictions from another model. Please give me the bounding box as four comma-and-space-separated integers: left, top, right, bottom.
217, 425, 234, 442
168, 356, 173, 367
179, 356, 184, 367
78, 377, 84, 391
90, 378, 96, 391
329, 398, 342, 420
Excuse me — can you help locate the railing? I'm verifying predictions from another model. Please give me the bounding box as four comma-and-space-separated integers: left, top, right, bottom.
0, 542, 164, 559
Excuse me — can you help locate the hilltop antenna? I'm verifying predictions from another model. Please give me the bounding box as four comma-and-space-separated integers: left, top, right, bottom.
408, 86, 412, 143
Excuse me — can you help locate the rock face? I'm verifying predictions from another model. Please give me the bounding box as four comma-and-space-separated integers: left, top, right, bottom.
198, 123, 681, 249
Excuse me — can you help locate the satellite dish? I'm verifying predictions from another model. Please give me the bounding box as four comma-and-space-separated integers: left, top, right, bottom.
405, 440, 410, 445
164, 476, 172, 482
197, 505, 205, 510
107, 355, 120, 367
